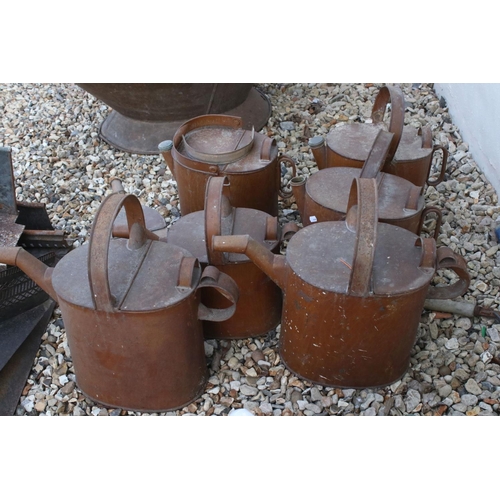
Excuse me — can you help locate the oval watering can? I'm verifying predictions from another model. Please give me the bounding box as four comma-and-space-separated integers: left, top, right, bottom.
212, 177, 470, 388
292, 129, 442, 237
166, 176, 297, 339
159, 114, 295, 216
309, 85, 447, 188
0, 192, 239, 412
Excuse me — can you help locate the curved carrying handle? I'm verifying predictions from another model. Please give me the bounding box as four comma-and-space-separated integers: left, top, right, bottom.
427, 145, 448, 187
197, 266, 240, 322
205, 176, 233, 266
346, 177, 378, 297
277, 154, 297, 199
360, 130, 394, 179
88, 193, 159, 313
370, 85, 405, 164
426, 247, 471, 300
416, 206, 442, 240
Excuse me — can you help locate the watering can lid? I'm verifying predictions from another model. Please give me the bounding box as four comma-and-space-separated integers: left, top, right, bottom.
175, 115, 276, 172
167, 206, 279, 264
52, 240, 199, 311
306, 167, 424, 220
286, 220, 434, 296
327, 124, 431, 163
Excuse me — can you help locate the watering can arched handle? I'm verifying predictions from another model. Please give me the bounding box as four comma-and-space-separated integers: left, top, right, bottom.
359, 130, 394, 179
204, 176, 234, 266
371, 85, 405, 164
345, 177, 378, 297
426, 247, 471, 300
88, 192, 159, 313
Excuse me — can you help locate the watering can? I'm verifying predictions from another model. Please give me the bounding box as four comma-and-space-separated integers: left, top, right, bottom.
212, 177, 470, 388
292, 130, 442, 237
0, 191, 239, 411
309, 85, 447, 188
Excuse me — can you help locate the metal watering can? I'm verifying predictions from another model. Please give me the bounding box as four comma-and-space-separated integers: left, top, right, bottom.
309, 85, 447, 188
0, 191, 239, 412
292, 130, 442, 237
159, 114, 295, 216
166, 176, 297, 340
212, 177, 470, 388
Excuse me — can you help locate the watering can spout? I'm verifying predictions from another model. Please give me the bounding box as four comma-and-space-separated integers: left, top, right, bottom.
158, 140, 176, 180
290, 176, 306, 219
0, 247, 57, 301
212, 234, 287, 290
309, 136, 327, 169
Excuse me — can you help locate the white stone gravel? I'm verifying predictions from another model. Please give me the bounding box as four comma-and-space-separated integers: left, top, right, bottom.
1, 83, 500, 416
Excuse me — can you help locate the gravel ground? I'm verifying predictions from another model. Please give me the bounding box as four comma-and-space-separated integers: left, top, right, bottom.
1, 82, 499, 416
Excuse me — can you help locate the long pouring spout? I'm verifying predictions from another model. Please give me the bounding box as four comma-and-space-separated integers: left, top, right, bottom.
212, 234, 287, 290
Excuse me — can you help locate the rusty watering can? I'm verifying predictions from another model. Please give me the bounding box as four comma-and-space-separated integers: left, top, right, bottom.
293, 130, 442, 237
309, 85, 447, 188
213, 177, 470, 388
0, 192, 239, 412
159, 114, 295, 216
166, 176, 297, 340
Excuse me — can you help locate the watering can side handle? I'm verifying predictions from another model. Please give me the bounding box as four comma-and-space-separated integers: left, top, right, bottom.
370, 85, 405, 164
197, 266, 239, 322
277, 154, 296, 199
416, 206, 442, 240
346, 177, 378, 297
426, 145, 448, 187
88, 193, 156, 313
426, 247, 471, 300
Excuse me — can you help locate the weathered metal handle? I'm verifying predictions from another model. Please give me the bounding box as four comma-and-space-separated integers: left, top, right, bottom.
370, 85, 405, 164
197, 266, 239, 322
418, 126, 433, 148
426, 247, 471, 300
346, 177, 378, 297
360, 130, 394, 179
280, 221, 299, 242
427, 145, 448, 187
88, 193, 159, 313
182, 127, 255, 165
204, 176, 233, 266
415, 237, 436, 270
278, 155, 297, 199
416, 206, 442, 240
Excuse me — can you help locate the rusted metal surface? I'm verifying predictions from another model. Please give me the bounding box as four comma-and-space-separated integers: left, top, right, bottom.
309, 85, 447, 188
166, 176, 286, 339
293, 130, 442, 236
160, 114, 296, 216
77, 84, 271, 154
213, 178, 470, 388
0, 191, 239, 411
0, 300, 55, 416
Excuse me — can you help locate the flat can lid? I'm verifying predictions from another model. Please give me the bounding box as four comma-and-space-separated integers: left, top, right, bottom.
167, 208, 279, 264
286, 221, 434, 295
52, 240, 197, 311
326, 124, 430, 162
177, 126, 275, 173
306, 167, 424, 220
